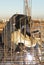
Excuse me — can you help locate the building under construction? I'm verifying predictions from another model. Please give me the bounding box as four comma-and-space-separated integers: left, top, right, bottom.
0, 0, 44, 65
0, 14, 43, 65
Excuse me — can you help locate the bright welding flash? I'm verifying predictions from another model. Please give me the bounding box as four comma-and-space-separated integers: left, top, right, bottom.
27, 53, 33, 61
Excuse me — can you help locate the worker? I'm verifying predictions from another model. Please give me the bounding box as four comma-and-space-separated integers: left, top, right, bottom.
15, 43, 25, 52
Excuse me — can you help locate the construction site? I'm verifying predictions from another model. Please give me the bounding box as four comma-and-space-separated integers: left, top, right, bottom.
0, 0, 44, 65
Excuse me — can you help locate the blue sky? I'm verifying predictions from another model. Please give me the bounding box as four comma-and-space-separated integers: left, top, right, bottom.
32, 0, 44, 19
0, 0, 44, 19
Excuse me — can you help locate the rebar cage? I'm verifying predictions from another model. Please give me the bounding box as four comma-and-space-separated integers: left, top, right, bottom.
1, 14, 44, 65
